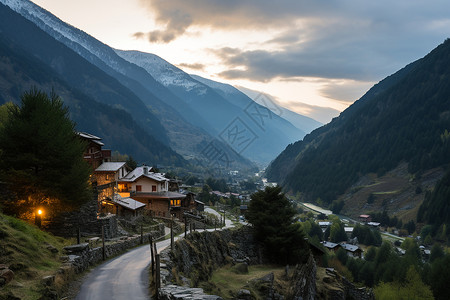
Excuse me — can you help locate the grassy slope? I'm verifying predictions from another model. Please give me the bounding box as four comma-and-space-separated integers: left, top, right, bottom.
199, 264, 286, 299
339, 163, 445, 222
0, 213, 71, 299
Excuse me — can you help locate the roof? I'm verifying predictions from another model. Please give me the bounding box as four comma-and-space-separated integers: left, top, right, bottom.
321, 241, 340, 249
95, 162, 127, 172
132, 191, 186, 200
367, 222, 380, 226
78, 132, 104, 145
78, 132, 102, 140
359, 214, 370, 218
344, 227, 354, 232
120, 166, 168, 183
112, 194, 145, 210
319, 222, 331, 226
340, 243, 361, 252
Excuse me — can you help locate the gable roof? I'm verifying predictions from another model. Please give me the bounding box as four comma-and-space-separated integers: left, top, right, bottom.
120, 166, 168, 183
321, 241, 340, 249
95, 162, 127, 172
77, 132, 104, 146
340, 243, 362, 253
113, 194, 145, 210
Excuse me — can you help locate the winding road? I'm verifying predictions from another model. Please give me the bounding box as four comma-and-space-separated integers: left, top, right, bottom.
74, 207, 233, 300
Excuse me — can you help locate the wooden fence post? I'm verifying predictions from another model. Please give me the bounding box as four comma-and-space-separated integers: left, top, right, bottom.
150, 236, 154, 277
102, 225, 106, 261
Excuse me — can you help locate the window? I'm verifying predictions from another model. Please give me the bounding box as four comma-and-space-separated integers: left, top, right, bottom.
136, 185, 142, 192
152, 185, 157, 192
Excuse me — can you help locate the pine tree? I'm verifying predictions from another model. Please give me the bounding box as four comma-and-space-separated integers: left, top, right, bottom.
246, 186, 309, 264
0, 89, 92, 216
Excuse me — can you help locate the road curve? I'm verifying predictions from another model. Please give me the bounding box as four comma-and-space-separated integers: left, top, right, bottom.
74, 238, 172, 300
74, 208, 233, 300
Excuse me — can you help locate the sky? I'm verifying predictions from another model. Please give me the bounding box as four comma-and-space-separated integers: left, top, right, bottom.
31, 0, 450, 123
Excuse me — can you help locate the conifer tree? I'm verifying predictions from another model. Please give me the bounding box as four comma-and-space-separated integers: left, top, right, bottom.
246, 186, 308, 264
0, 89, 92, 216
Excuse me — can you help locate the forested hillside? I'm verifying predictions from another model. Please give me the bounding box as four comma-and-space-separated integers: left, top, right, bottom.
0, 17, 186, 166
267, 39, 450, 206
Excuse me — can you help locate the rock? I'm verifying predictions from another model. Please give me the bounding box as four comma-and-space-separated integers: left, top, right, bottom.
0, 267, 14, 286
63, 243, 89, 254
42, 275, 55, 286
236, 289, 252, 300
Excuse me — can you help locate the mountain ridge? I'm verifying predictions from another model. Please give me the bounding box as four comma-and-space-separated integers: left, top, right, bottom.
267, 39, 450, 214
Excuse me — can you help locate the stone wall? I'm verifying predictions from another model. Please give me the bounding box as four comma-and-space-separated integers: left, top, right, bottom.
157, 227, 316, 300
42, 223, 165, 299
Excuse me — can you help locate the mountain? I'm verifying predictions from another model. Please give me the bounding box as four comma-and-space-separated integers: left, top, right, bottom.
266, 39, 450, 214
0, 5, 185, 166
224, 84, 322, 134
0, 0, 257, 171
115, 50, 309, 164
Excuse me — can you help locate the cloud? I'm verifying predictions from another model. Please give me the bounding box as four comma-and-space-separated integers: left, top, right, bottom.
177, 62, 206, 71
319, 80, 375, 103
136, 0, 450, 82
281, 100, 341, 124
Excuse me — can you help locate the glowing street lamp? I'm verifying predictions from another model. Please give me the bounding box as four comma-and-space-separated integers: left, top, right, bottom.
35, 208, 43, 228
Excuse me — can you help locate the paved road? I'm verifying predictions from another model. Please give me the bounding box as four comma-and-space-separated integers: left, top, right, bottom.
74, 209, 233, 300
74, 237, 173, 300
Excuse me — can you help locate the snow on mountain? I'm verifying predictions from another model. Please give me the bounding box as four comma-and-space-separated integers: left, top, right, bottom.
115, 50, 207, 94
190, 74, 237, 96
1, 0, 134, 78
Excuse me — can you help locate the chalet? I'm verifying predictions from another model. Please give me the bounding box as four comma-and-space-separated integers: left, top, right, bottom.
319, 221, 331, 230
321, 241, 341, 252
78, 132, 111, 169
344, 226, 354, 238
118, 166, 188, 219
339, 243, 363, 258
359, 214, 372, 223
94, 162, 131, 215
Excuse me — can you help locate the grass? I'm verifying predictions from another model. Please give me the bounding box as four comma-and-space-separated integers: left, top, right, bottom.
199, 264, 285, 299
0, 213, 72, 299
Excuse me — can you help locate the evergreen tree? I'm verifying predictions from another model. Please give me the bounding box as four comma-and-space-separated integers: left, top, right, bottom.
246, 186, 309, 264
0, 89, 92, 216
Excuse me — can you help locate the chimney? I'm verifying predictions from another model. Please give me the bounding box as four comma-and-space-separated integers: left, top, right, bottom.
143, 166, 148, 175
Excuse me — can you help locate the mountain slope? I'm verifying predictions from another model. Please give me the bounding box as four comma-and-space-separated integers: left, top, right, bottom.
200, 81, 322, 134
1, 0, 256, 170
116, 50, 305, 164
0, 4, 186, 166
267, 39, 450, 207
0, 1, 169, 144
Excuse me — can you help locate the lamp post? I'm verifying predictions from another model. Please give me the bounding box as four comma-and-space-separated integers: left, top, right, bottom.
35, 209, 43, 228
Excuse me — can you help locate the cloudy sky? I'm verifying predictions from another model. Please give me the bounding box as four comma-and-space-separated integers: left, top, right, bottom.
32, 0, 450, 123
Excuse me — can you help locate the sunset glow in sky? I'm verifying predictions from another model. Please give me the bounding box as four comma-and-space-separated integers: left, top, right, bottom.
32, 0, 450, 123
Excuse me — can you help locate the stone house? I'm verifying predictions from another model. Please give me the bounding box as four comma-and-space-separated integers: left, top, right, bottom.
78, 132, 111, 170
118, 166, 188, 219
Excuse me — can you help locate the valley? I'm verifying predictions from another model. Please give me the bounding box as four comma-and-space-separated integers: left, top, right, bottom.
0, 0, 450, 299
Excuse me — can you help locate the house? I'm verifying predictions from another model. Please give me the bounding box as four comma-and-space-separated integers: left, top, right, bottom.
93, 162, 131, 215
340, 243, 363, 258
321, 241, 341, 252
319, 222, 331, 232
359, 214, 372, 223
344, 226, 354, 238
78, 132, 111, 170
367, 222, 381, 229
118, 166, 188, 219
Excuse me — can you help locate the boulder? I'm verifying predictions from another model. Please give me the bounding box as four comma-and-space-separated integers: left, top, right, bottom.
0, 266, 14, 286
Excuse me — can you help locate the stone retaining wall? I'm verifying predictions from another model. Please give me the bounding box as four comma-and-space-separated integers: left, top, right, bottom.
43, 223, 165, 299
157, 227, 318, 300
